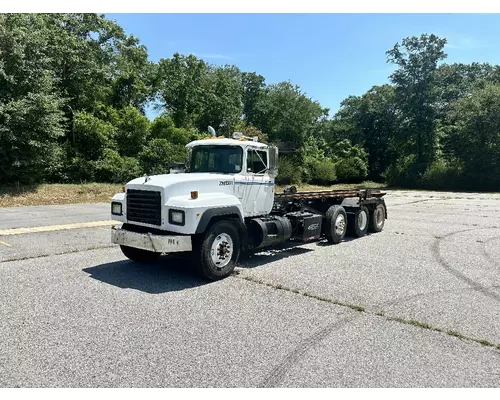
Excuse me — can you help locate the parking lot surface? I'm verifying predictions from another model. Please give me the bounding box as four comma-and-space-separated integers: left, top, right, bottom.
1, 190, 500, 387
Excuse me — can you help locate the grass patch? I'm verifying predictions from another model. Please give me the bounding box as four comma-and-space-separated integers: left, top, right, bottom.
238, 274, 366, 312
0, 183, 123, 207
389, 316, 444, 333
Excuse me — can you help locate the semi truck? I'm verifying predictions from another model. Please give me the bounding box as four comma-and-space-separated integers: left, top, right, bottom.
110, 127, 387, 281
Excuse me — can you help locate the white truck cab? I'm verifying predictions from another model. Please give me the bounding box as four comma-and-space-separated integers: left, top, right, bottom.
110, 128, 387, 281
111, 134, 279, 233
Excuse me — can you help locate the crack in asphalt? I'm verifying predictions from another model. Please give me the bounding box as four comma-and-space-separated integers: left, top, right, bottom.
231, 224, 500, 386
0, 245, 116, 264
234, 273, 500, 387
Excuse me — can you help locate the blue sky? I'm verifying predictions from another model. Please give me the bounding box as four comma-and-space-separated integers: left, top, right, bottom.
107, 13, 500, 119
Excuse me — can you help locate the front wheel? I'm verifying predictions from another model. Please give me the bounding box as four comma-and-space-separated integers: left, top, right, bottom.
193, 220, 241, 281
324, 205, 347, 244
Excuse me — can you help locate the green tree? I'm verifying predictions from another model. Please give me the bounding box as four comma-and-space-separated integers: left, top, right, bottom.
156, 53, 208, 127
43, 14, 154, 114
0, 14, 66, 184
333, 85, 398, 180
251, 81, 327, 148
0, 14, 156, 184
446, 83, 500, 190
387, 34, 447, 175
196, 65, 244, 135
242, 71, 265, 123
109, 35, 156, 112
150, 113, 202, 144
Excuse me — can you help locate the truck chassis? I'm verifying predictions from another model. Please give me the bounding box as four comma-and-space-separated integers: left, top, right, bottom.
112, 187, 387, 281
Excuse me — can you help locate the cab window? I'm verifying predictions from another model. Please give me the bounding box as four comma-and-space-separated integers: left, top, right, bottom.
247, 149, 268, 174
190, 145, 243, 173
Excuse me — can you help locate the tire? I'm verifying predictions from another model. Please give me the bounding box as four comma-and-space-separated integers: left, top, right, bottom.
324, 205, 348, 244
369, 204, 386, 233
193, 220, 241, 281
120, 245, 160, 262
347, 206, 369, 238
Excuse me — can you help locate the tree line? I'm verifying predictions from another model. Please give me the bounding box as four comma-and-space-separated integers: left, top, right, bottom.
1, 14, 499, 191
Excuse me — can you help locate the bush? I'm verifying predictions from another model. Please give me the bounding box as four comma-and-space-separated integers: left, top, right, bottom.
95, 149, 143, 183
382, 155, 422, 188
306, 158, 336, 184
335, 156, 368, 183
420, 159, 464, 190
276, 156, 302, 185
315, 158, 337, 184
139, 139, 187, 175
66, 157, 97, 183
112, 106, 150, 157
150, 114, 176, 138
73, 112, 114, 160
121, 157, 144, 182
43, 144, 69, 183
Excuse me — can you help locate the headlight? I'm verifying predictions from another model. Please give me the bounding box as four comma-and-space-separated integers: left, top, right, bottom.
169, 209, 185, 225
111, 202, 122, 215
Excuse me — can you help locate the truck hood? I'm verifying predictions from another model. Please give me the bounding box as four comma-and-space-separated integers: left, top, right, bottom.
126, 172, 236, 199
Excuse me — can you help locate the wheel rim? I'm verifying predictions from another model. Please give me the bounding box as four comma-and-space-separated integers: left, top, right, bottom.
358, 210, 368, 231
375, 208, 384, 227
210, 233, 233, 269
335, 214, 346, 236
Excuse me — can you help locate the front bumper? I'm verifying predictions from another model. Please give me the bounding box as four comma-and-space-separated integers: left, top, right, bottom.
111, 226, 192, 253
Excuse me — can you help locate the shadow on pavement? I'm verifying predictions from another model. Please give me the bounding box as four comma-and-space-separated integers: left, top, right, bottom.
83, 254, 209, 294
239, 242, 314, 269
239, 236, 361, 266
84, 237, 356, 292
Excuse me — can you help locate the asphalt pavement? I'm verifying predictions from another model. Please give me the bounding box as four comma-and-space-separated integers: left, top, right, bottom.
1, 190, 500, 387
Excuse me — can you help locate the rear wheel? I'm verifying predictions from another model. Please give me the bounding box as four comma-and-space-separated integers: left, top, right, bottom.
369, 204, 386, 233
347, 206, 369, 237
193, 220, 241, 281
324, 205, 347, 244
120, 245, 160, 262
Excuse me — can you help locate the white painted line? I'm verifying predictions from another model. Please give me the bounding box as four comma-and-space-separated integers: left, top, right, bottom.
0, 240, 12, 247
0, 220, 117, 236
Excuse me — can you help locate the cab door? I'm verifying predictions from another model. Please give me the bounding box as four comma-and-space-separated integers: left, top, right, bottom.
242, 148, 274, 216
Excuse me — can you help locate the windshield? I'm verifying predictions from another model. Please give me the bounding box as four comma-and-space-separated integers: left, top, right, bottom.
189, 145, 243, 174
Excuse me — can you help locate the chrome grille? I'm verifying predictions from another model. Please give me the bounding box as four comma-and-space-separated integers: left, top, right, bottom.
126, 189, 162, 226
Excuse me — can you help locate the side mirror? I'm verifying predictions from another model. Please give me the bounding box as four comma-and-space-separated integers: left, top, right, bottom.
268, 145, 279, 178
167, 162, 185, 174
